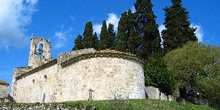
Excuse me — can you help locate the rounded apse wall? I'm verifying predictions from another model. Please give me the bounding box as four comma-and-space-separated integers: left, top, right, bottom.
57, 52, 146, 102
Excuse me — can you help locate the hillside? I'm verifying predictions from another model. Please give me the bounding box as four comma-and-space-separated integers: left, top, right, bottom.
1, 99, 215, 110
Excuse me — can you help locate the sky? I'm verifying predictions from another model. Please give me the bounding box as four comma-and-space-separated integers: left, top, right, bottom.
0, 0, 220, 89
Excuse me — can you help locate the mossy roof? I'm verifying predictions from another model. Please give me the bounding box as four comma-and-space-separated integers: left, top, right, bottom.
0, 80, 9, 86
61, 49, 144, 67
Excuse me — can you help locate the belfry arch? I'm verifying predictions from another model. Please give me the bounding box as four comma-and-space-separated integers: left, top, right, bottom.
28, 37, 52, 68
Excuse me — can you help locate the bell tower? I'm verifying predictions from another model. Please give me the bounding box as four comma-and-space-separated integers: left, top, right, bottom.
28, 37, 52, 68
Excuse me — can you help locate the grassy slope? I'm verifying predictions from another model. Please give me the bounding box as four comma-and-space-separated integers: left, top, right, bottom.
63, 99, 215, 110
3, 99, 214, 110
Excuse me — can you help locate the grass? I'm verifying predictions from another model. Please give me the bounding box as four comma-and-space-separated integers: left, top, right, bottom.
2, 99, 215, 110
73, 99, 215, 110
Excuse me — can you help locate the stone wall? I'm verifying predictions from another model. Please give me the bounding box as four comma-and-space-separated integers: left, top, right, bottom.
12, 64, 57, 103
11, 49, 145, 103
0, 80, 9, 103
11, 67, 32, 97
56, 57, 145, 102
0, 85, 8, 99
58, 48, 96, 64
145, 86, 175, 101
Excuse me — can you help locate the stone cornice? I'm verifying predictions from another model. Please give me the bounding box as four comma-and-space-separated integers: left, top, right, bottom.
0, 80, 9, 86
61, 49, 144, 68
16, 59, 57, 80
15, 50, 144, 80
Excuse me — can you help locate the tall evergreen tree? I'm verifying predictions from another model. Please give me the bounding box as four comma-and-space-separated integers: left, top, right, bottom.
83, 21, 94, 48
116, 12, 127, 52
99, 20, 108, 49
72, 35, 83, 50
134, 0, 161, 59
128, 29, 140, 54
107, 23, 115, 49
126, 9, 141, 54
92, 32, 99, 50
116, 11, 131, 52
162, 0, 197, 53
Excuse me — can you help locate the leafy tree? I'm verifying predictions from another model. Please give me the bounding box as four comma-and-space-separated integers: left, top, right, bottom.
134, 0, 161, 59
162, 0, 197, 53
83, 21, 94, 48
92, 32, 99, 50
107, 23, 116, 49
164, 42, 220, 108
145, 54, 175, 95
99, 20, 108, 49
72, 35, 83, 50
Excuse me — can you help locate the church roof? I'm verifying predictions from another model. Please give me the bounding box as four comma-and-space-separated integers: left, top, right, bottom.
96, 49, 135, 56
0, 80, 9, 86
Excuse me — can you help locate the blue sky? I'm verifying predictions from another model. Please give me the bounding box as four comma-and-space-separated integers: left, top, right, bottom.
0, 0, 220, 88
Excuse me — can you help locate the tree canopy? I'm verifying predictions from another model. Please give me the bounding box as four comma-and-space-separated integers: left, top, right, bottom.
72, 35, 83, 50
134, 0, 161, 59
145, 54, 175, 95
107, 23, 116, 49
99, 20, 108, 50
83, 21, 94, 48
164, 42, 220, 108
162, 0, 197, 53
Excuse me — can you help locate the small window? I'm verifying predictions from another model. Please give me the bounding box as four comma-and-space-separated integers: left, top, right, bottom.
44, 75, 47, 81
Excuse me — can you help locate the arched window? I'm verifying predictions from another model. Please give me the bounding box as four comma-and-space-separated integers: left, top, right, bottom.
38, 44, 43, 58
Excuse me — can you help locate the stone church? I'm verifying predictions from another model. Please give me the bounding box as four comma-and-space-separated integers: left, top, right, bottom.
10, 37, 146, 103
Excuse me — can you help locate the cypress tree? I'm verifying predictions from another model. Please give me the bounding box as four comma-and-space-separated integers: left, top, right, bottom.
83, 21, 94, 48
127, 9, 141, 54
92, 32, 99, 50
128, 29, 140, 54
134, 0, 161, 59
162, 0, 197, 53
116, 11, 129, 52
99, 20, 108, 49
72, 35, 83, 50
107, 23, 115, 49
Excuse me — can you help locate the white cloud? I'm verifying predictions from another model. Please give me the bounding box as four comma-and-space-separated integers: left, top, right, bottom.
158, 24, 165, 45
130, 6, 136, 13
93, 13, 120, 34
159, 24, 203, 43
93, 24, 102, 34
0, 0, 38, 50
191, 24, 203, 43
158, 24, 165, 36
54, 25, 73, 49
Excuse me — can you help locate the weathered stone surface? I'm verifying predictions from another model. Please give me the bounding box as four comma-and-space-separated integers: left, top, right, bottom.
57, 57, 145, 102
0, 80, 9, 102
28, 37, 52, 68
145, 86, 160, 99
145, 86, 175, 101
11, 37, 146, 103
58, 48, 96, 64
12, 64, 57, 103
